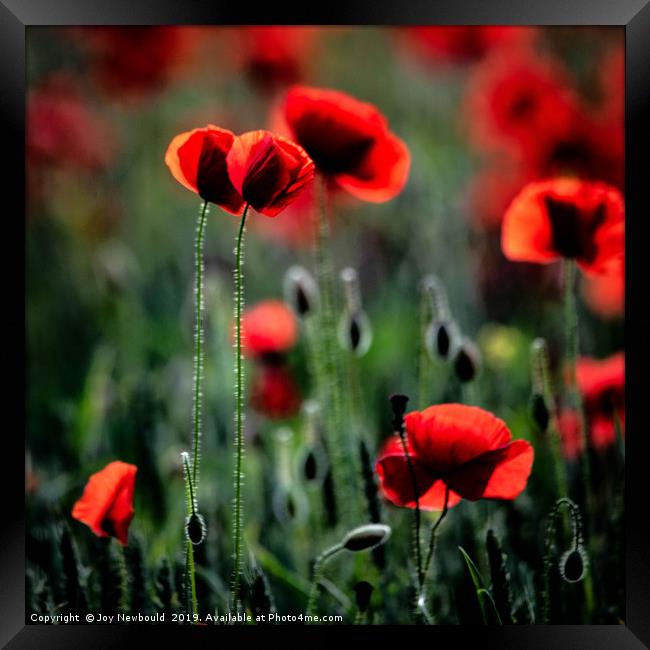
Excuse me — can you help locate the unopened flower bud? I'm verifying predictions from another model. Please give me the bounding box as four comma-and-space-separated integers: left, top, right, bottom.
284, 265, 318, 317
453, 339, 481, 383
530, 392, 550, 433
339, 310, 372, 356
185, 513, 206, 545
559, 547, 588, 583
426, 319, 460, 361
341, 524, 391, 552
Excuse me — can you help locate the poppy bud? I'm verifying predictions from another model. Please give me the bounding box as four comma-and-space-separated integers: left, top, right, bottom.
273, 485, 308, 527
339, 268, 372, 356
530, 392, 550, 433
341, 524, 391, 552
559, 547, 588, 583
453, 339, 481, 383
185, 513, 206, 545
284, 265, 319, 317
425, 319, 460, 361
353, 581, 374, 613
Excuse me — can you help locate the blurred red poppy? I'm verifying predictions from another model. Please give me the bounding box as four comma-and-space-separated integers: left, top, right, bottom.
28, 74, 116, 171
376, 404, 533, 510
226, 130, 315, 217
281, 85, 410, 202
165, 125, 245, 214
404, 26, 534, 64
582, 260, 624, 319
69, 27, 194, 99
236, 27, 320, 92
241, 300, 298, 359
577, 352, 625, 451
71, 461, 137, 545
250, 365, 302, 419
558, 410, 583, 460
501, 178, 624, 274
465, 51, 577, 160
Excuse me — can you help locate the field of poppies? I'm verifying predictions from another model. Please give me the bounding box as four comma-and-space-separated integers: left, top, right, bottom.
26, 26, 625, 625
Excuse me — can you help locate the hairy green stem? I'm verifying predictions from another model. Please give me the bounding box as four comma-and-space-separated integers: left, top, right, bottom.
192, 200, 209, 488
562, 261, 592, 512
306, 543, 344, 619
231, 204, 250, 610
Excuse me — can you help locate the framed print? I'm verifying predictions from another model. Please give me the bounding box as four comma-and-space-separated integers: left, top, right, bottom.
3, 0, 650, 646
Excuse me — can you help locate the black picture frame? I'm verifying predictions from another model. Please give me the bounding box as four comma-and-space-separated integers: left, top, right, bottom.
4, 1, 649, 646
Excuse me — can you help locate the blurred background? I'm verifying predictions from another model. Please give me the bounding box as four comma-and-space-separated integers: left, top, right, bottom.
26, 26, 624, 624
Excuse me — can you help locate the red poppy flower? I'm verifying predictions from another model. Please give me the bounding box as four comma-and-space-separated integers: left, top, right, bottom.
28, 74, 116, 171
68, 27, 194, 99
71, 461, 138, 545
236, 27, 320, 92
577, 352, 625, 451
558, 410, 583, 460
465, 51, 577, 160
404, 27, 534, 64
165, 125, 245, 214
226, 130, 315, 217
582, 260, 624, 319
376, 404, 533, 510
281, 85, 410, 202
501, 178, 624, 274
250, 364, 302, 419
241, 300, 298, 359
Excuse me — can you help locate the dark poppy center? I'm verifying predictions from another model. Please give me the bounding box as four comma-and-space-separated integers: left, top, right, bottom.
292, 115, 375, 175
509, 93, 536, 121
100, 516, 117, 539
545, 196, 606, 263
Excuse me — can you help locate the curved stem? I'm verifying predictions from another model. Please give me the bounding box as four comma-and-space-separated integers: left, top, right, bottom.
192, 200, 209, 488
231, 204, 250, 610
306, 543, 344, 619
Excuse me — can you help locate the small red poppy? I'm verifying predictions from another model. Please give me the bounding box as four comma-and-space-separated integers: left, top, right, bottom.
241, 300, 298, 359
165, 125, 245, 214
226, 130, 315, 217
250, 365, 302, 419
501, 178, 624, 275
71, 461, 137, 546
376, 404, 533, 510
281, 85, 410, 203
577, 352, 625, 451
404, 26, 534, 64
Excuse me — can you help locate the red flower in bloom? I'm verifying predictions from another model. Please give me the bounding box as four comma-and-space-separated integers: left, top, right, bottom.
376, 404, 533, 510
71, 461, 137, 545
165, 125, 245, 214
250, 365, 302, 419
281, 85, 410, 202
465, 51, 577, 160
165, 127, 314, 217
577, 352, 625, 451
501, 178, 624, 275
69, 27, 193, 99
557, 410, 583, 460
404, 26, 534, 64
236, 27, 320, 93
241, 300, 298, 359
582, 260, 624, 319
28, 74, 116, 171
226, 130, 315, 217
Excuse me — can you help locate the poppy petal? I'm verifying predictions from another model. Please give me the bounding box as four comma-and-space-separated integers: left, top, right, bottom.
71, 461, 138, 545
446, 439, 534, 501
404, 404, 512, 474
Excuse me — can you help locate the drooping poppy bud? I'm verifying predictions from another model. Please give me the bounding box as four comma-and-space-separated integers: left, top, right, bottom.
453, 339, 481, 383
421, 275, 459, 361
426, 320, 460, 361
284, 265, 319, 317
338, 267, 372, 356
530, 392, 550, 433
341, 524, 391, 552
185, 512, 206, 546
559, 547, 588, 583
